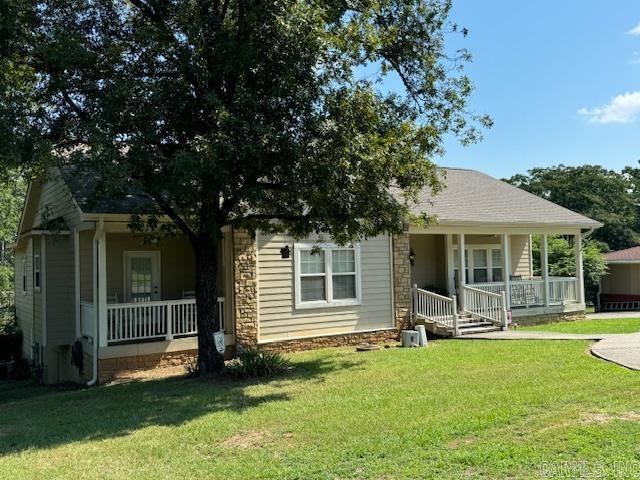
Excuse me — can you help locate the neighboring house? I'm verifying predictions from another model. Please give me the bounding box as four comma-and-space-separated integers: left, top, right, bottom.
599, 247, 640, 311
14, 166, 600, 384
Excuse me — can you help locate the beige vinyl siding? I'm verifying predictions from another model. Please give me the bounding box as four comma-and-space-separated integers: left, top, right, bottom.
410, 234, 446, 292
600, 264, 640, 295
14, 242, 34, 357
257, 233, 394, 342
510, 235, 532, 278
31, 171, 82, 230
32, 238, 43, 345
79, 230, 94, 302
45, 235, 75, 346
104, 233, 197, 302
452, 234, 532, 278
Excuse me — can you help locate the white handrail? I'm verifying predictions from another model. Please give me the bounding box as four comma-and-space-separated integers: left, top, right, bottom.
105, 297, 225, 344
469, 276, 578, 308
412, 285, 459, 335
462, 285, 507, 329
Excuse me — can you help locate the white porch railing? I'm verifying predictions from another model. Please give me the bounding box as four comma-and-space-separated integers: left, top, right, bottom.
412, 286, 459, 336
468, 277, 578, 308
548, 277, 578, 304
105, 297, 225, 344
461, 285, 507, 328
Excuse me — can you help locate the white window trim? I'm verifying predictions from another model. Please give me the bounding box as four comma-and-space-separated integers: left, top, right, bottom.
34, 252, 41, 292
453, 244, 504, 283
294, 243, 362, 310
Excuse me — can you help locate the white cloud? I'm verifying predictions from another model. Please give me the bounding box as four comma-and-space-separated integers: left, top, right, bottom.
578, 92, 640, 124
628, 22, 640, 35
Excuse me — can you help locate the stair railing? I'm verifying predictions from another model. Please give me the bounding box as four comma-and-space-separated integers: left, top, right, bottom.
412, 285, 459, 336
461, 285, 507, 330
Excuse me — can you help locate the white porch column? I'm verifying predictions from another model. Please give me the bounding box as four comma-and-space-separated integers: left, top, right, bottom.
445, 234, 455, 296
574, 231, 585, 305
541, 234, 550, 306
96, 223, 108, 348
501, 234, 512, 310
458, 234, 466, 310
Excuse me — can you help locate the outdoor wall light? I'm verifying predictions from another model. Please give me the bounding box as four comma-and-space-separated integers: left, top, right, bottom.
280, 245, 291, 259
409, 248, 416, 266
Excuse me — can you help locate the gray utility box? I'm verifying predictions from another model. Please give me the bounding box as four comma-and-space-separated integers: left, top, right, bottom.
401, 330, 419, 348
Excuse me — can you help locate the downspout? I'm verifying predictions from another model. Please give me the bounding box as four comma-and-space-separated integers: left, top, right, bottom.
582, 227, 595, 240
86, 218, 103, 386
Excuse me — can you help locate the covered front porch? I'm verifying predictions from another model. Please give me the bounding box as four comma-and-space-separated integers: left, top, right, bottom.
409, 226, 586, 336
76, 220, 235, 356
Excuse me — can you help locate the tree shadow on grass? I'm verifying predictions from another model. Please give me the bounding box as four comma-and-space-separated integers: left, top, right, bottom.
0, 355, 364, 455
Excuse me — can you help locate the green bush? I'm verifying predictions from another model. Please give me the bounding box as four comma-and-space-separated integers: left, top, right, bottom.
226, 350, 291, 378
0, 265, 13, 293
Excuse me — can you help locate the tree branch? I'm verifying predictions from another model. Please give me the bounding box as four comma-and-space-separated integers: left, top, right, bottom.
147, 191, 198, 244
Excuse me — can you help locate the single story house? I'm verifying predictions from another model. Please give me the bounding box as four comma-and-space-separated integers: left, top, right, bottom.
599, 246, 640, 311
14, 166, 600, 384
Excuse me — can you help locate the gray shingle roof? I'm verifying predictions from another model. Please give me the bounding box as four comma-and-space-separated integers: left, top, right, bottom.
60, 166, 156, 215
405, 167, 601, 228
60, 164, 601, 229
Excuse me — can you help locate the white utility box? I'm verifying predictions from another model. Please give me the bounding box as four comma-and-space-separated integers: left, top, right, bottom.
415, 325, 428, 346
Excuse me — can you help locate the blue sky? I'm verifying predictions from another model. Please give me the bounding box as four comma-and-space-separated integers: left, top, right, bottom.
431, 0, 640, 178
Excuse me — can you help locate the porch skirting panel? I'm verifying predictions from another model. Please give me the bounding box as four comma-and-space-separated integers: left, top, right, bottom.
98, 349, 198, 384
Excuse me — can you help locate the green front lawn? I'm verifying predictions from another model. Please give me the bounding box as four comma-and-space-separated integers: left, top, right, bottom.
1, 341, 639, 479
520, 318, 640, 334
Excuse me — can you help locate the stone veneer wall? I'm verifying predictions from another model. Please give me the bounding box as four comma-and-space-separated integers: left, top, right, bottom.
233, 228, 258, 350
392, 233, 412, 332
260, 330, 397, 353
513, 310, 586, 327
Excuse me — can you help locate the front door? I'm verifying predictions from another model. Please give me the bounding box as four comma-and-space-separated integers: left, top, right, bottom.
124, 252, 161, 302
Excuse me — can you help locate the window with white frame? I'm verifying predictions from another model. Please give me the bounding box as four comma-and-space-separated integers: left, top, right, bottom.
472, 249, 487, 282
34, 252, 41, 291
491, 249, 503, 282
454, 246, 504, 284
21, 256, 27, 294
295, 243, 361, 308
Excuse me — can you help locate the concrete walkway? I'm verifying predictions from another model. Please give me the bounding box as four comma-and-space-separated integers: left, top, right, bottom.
458, 331, 617, 340
587, 311, 640, 320
591, 333, 640, 371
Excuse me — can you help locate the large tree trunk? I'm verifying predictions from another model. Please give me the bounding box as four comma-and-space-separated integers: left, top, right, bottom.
194, 232, 225, 373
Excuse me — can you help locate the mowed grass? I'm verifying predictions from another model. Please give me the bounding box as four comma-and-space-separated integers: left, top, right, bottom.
1, 340, 640, 479
520, 317, 640, 334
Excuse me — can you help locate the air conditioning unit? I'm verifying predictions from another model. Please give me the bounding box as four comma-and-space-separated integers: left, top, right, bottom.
401, 330, 419, 348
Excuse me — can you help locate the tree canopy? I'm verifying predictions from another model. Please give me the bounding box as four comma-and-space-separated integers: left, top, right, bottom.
0, 0, 487, 371
506, 164, 640, 252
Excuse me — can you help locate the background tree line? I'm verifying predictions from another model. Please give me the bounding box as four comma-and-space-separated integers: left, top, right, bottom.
506, 163, 640, 304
